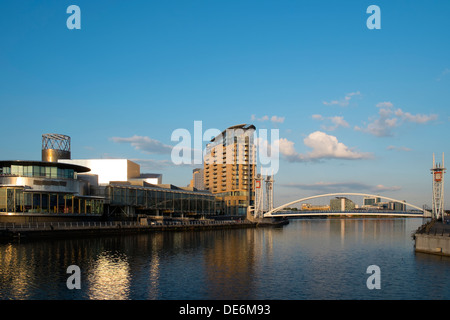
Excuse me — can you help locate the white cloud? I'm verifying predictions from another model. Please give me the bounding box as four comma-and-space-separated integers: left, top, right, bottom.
251, 114, 269, 121
276, 131, 372, 162
324, 116, 350, 131
111, 135, 172, 154
251, 114, 285, 124
313, 115, 350, 131
323, 91, 361, 107
376, 101, 394, 108
277, 138, 298, 158
271, 115, 285, 123
304, 131, 370, 160
311, 114, 324, 120
355, 102, 437, 137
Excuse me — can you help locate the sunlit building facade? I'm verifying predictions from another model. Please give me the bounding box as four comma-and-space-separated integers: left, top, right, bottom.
0, 134, 226, 222
204, 124, 257, 215
0, 160, 104, 221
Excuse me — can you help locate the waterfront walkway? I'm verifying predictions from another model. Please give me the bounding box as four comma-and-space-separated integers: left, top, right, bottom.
415, 218, 450, 236
0, 219, 256, 240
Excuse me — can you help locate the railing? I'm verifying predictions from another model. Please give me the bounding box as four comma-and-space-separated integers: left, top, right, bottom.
0, 219, 250, 231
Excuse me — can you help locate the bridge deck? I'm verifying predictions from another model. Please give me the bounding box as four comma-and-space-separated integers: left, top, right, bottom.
266, 210, 425, 218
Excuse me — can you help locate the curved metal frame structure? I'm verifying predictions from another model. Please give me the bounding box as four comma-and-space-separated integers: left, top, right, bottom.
42, 133, 71, 162
263, 192, 427, 217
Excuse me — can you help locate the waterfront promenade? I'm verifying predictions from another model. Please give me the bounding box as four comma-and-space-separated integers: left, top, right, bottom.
0, 219, 256, 240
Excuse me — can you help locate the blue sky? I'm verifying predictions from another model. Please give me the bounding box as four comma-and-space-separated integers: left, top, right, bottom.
1, 0, 449, 208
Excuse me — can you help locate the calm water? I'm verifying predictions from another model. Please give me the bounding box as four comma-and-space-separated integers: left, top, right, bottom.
0, 218, 449, 300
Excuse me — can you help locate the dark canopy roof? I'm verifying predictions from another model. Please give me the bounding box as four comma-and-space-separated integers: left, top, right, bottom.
0, 160, 91, 173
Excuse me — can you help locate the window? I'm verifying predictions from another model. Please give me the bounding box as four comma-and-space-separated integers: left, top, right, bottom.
11, 165, 23, 176
33, 193, 41, 213
33, 166, 40, 177
51, 167, 58, 179
0, 189, 6, 212
45, 167, 51, 178
65, 195, 73, 213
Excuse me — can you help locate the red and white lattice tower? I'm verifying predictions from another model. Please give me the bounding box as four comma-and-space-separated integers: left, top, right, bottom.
431, 153, 446, 220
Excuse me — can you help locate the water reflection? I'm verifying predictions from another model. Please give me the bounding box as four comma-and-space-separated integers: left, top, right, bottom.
203, 228, 258, 299
0, 218, 449, 300
87, 251, 131, 300
0, 243, 33, 299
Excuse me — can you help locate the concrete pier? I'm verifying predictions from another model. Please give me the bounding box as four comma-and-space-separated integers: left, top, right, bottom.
246, 211, 289, 227
414, 219, 450, 256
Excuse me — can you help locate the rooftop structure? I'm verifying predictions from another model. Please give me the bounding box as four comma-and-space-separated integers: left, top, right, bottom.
42, 133, 71, 163
59, 159, 141, 185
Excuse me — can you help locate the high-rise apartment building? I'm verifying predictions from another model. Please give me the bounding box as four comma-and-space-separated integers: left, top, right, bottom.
204, 124, 256, 215
189, 168, 205, 190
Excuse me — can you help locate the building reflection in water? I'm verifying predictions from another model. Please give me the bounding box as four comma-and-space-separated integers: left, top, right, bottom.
203, 228, 258, 299
0, 243, 34, 299
86, 251, 131, 300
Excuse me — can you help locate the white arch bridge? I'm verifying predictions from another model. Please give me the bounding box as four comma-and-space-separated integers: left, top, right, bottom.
262, 193, 430, 218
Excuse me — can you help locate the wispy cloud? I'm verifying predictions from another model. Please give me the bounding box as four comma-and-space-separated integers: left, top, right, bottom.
111, 135, 173, 154
271, 115, 285, 123
323, 91, 361, 107
355, 101, 437, 137
312, 114, 350, 131
281, 181, 401, 194
131, 159, 173, 170
251, 115, 269, 121
387, 145, 412, 152
276, 131, 372, 162
311, 114, 324, 120
436, 68, 450, 81
131, 158, 196, 170
251, 114, 285, 124
394, 109, 438, 124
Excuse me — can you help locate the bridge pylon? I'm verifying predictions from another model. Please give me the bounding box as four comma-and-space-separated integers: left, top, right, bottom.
431, 153, 446, 221
253, 173, 264, 219
265, 174, 274, 212
248, 170, 275, 221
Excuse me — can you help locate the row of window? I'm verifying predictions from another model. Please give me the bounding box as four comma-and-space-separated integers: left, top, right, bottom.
108, 186, 222, 214
0, 165, 75, 179
0, 188, 103, 215
0, 186, 246, 216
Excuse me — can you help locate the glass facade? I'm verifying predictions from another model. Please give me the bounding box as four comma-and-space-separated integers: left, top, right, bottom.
107, 185, 223, 216
1, 164, 75, 179
0, 188, 103, 215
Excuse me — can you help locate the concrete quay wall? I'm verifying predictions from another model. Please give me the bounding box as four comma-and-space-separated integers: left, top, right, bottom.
414, 219, 450, 256
414, 233, 450, 256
